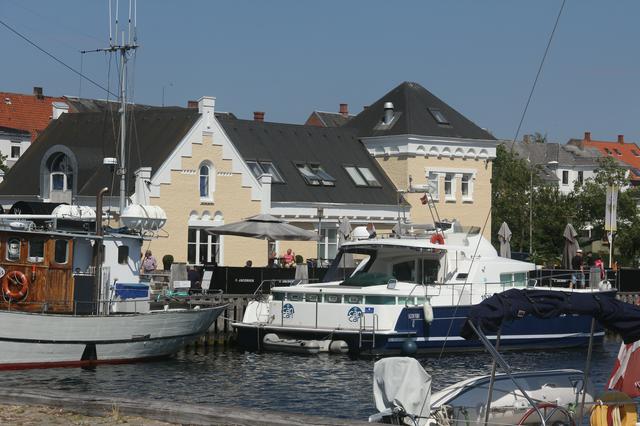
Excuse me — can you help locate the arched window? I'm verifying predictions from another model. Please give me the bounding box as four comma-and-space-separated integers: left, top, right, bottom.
199, 161, 215, 200
48, 152, 73, 192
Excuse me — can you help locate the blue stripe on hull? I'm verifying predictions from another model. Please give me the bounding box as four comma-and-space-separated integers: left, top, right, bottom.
234, 306, 603, 354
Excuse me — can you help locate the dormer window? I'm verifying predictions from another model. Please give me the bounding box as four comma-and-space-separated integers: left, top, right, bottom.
614, 148, 622, 155
604, 148, 612, 155
428, 108, 450, 125
296, 163, 335, 186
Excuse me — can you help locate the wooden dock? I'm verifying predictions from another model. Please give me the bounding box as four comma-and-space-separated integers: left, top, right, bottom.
0, 388, 371, 425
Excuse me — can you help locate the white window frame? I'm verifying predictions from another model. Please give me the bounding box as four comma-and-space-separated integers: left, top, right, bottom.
199, 162, 215, 202
561, 170, 569, 186
444, 173, 456, 201
461, 173, 474, 202
10, 144, 20, 159
50, 172, 68, 191
427, 172, 440, 201
317, 226, 339, 263
188, 227, 220, 266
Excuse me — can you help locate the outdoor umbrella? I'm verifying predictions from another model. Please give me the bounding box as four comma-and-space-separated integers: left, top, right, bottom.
497, 222, 512, 258
206, 214, 319, 241
561, 223, 580, 269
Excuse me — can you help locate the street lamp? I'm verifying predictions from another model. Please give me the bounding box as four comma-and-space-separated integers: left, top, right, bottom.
529, 160, 558, 254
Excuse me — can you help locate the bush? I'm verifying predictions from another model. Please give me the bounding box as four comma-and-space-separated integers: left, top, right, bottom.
295, 254, 304, 264
162, 254, 174, 271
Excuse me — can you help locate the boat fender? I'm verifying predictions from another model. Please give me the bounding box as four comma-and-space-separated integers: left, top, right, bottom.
329, 340, 349, 354
430, 234, 445, 245
2, 270, 29, 301
423, 301, 434, 323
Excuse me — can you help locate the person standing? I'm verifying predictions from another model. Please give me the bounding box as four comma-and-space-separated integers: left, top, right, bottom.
141, 250, 157, 274
571, 249, 584, 289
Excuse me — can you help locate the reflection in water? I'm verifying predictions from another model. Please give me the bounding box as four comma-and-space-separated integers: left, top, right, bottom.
0, 338, 620, 421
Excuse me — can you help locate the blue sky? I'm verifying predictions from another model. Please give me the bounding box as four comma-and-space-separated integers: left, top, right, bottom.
2, 1, 639, 143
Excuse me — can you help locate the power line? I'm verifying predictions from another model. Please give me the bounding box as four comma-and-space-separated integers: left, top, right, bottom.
0, 18, 118, 98
512, 0, 567, 144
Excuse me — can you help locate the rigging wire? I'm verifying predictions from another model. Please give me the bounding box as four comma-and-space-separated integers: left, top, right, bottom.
511, 0, 567, 147
0, 18, 118, 98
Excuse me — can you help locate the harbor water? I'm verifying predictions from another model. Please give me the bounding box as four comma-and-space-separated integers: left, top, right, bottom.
0, 337, 621, 422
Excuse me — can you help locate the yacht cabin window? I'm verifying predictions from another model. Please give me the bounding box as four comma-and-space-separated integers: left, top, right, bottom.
6, 238, 20, 261
117, 246, 129, 265
28, 239, 45, 263
54, 240, 69, 264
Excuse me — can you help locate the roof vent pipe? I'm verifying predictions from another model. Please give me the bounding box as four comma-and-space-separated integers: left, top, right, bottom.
254, 111, 265, 122
383, 102, 394, 125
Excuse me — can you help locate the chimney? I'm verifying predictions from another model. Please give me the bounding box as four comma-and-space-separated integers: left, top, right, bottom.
584, 131, 591, 142
187, 100, 198, 109
33, 87, 44, 100
339, 103, 348, 117
523, 134, 530, 144
383, 102, 394, 125
198, 96, 216, 131
254, 111, 265, 122
618, 134, 625, 144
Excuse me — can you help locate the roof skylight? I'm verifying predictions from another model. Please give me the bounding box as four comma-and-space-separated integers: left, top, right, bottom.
344, 166, 381, 187
428, 108, 450, 125
296, 163, 335, 186
246, 160, 285, 183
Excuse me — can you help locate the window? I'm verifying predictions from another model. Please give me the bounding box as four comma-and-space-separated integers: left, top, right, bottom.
632, 149, 640, 157
199, 165, 210, 199
6, 238, 20, 261
246, 161, 285, 183
345, 295, 363, 304
296, 163, 335, 186
562, 170, 569, 185
47, 152, 73, 192
325, 294, 342, 303
428, 108, 450, 125
10, 146, 20, 159
604, 148, 612, 155
117, 245, 129, 264
344, 166, 380, 187
461, 174, 473, 200
577, 171, 584, 184
444, 173, 455, 200
305, 293, 320, 302
187, 227, 220, 265
288, 293, 303, 302
365, 295, 396, 305
345, 166, 367, 186
54, 240, 68, 264
427, 172, 439, 200
317, 227, 338, 262
28, 239, 44, 263
357, 167, 380, 186
614, 148, 622, 155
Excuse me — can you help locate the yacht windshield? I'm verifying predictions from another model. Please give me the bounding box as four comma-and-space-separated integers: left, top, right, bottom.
323, 245, 443, 286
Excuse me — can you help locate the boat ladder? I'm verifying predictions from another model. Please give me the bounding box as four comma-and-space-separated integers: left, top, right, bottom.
358, 312, 378, 349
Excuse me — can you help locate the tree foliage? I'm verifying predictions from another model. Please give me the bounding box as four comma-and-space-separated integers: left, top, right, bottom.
492, 145, 640, 266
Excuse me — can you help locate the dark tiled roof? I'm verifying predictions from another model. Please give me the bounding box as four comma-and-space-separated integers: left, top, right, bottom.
218, 118, 399, 205
346, 81, 495, 140
0, 108, 200, 197
0, 126, 30, 137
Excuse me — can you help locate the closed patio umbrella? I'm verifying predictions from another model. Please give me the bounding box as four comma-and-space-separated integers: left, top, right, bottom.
497, 222, 512, 259
562, 223, 580, 269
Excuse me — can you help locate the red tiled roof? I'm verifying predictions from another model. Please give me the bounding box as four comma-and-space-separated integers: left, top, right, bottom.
0, 92, 67, 142
578, 136, 640, 179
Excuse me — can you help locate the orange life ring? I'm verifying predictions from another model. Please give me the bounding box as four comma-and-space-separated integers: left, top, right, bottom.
2, 270, 29, 301
430, 234, 445, 245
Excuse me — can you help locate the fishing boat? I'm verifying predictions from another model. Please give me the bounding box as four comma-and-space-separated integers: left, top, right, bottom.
0, 8, 225, 370
234, 222, 608, 355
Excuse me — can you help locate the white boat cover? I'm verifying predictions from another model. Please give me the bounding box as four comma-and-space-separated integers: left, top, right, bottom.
373, 357, 431, 425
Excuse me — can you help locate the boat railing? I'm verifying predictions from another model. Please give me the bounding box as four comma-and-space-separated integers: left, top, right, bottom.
252, 279, 302, 299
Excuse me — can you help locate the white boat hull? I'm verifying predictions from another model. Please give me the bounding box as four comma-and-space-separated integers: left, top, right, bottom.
0, 306, 225, 369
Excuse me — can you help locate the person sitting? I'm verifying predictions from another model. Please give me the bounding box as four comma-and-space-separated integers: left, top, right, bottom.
366, 222, 377, 239
282, 248, 295, 268
245, 260, 253, 267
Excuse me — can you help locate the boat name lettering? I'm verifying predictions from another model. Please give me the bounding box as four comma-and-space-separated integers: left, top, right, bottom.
408, 313, 421, 320
347, 306, 363, 322
235, 278, 255, 283
282, 303, 295, 319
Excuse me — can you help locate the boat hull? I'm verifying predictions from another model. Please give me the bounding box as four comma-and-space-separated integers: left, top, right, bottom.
234, 304, 603, 355
0, 306, 225, 369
